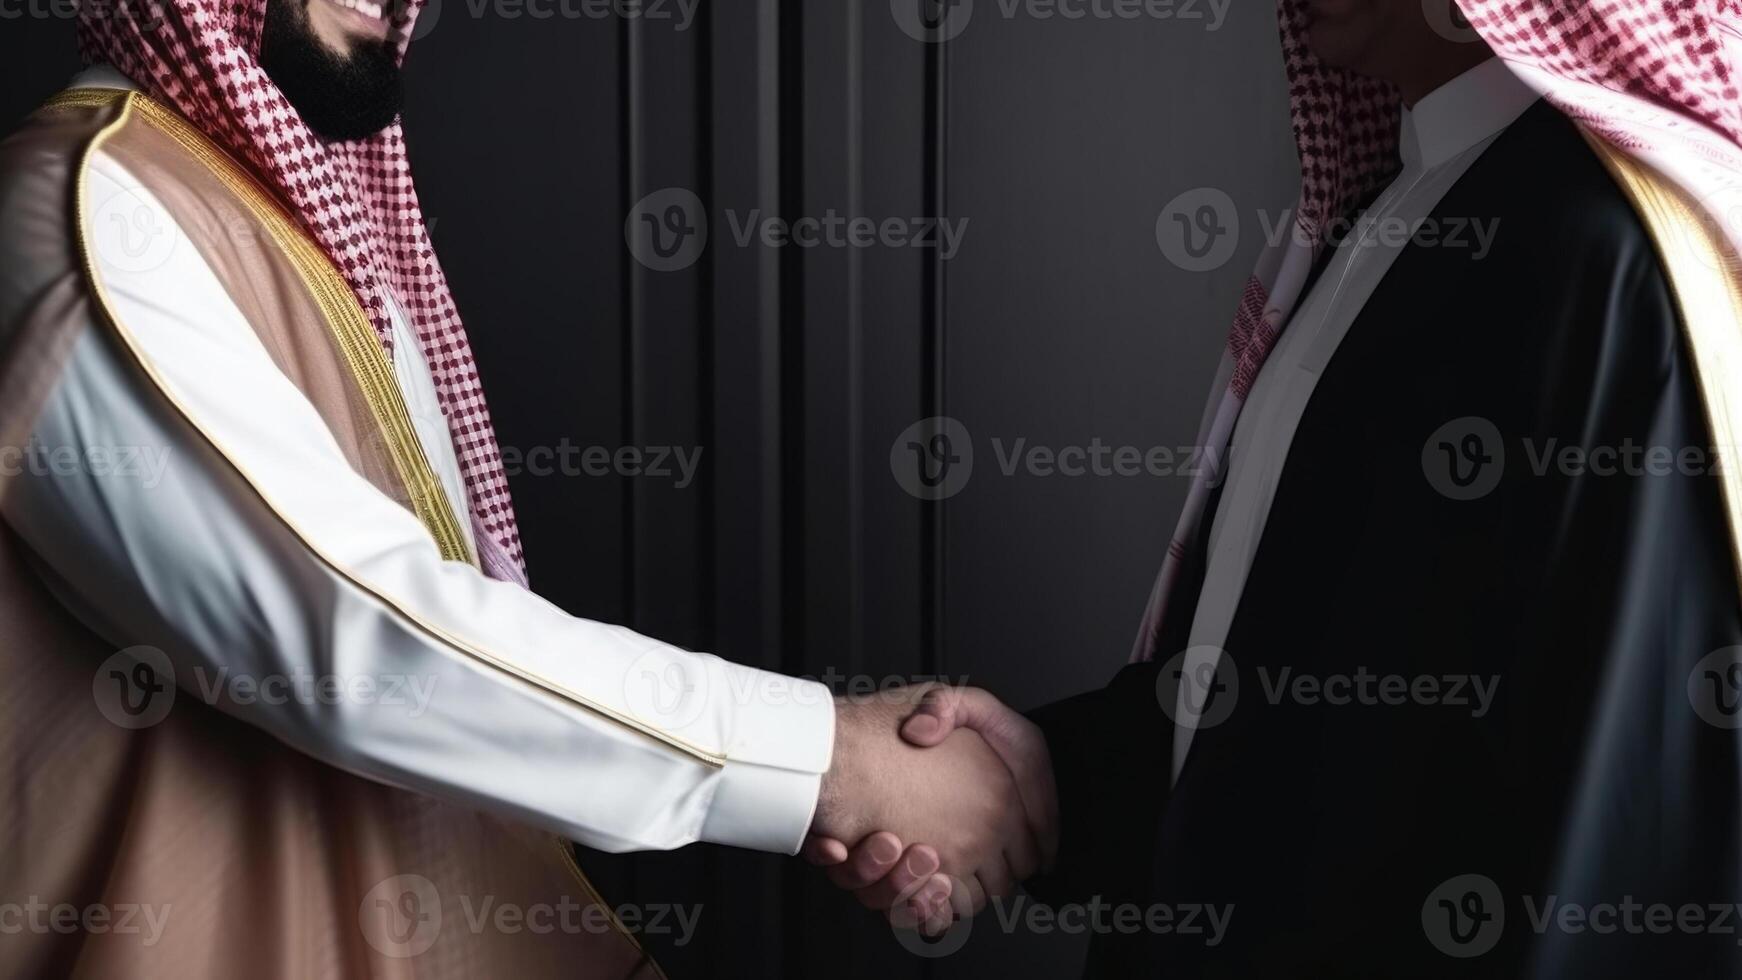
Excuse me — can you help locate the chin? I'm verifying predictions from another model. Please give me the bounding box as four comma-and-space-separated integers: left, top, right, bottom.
1306, 19, 1367, 70
1304, 0, 1383, 70
1309, 30, 1344, 70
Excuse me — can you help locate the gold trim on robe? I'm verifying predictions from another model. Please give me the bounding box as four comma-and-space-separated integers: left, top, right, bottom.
1581, 127, 1742, 594
48, 86, 477, 568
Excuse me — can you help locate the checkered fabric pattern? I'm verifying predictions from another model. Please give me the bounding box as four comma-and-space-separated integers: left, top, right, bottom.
76, 0, 528, 585
1134, 0, 1742, 661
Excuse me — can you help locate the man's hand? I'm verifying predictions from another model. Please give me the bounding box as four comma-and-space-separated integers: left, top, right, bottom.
806, 685, 1059, 927
809, 692, 1041, 930
900, 684, 1059, 864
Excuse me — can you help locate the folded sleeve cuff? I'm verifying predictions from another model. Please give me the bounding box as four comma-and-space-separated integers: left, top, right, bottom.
696, 666, 835, 854
699, 761, 826, 855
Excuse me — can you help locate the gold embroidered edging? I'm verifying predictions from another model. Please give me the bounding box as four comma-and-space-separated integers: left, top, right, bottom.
67, 91, 728, 771
1580, 126, 1742, 593
43, 88, 130, 110
53, 87, 475, 567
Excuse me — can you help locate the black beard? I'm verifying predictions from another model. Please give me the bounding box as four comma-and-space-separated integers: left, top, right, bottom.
259, 0, 404, 143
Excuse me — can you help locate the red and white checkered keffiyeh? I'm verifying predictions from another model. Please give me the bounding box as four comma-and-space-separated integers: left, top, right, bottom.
1134, 0, 1742, 661
76, 0, 530, 587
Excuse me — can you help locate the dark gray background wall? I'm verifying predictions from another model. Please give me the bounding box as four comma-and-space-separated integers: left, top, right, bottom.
0, 4, 1295, 976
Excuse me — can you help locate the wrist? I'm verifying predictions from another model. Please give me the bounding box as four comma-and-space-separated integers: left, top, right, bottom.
814, 698, 850, 824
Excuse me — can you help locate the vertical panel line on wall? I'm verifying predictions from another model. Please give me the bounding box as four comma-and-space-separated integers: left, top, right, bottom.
776, 2, 808, 978
695, 0, 718, 650
920, 26, 949, 683
619, 12, 642, 628
845, 0, 865, 680
777, 0, 807, 685
614, 4, 644, 908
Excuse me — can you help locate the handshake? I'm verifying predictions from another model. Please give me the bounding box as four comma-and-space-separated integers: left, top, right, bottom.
804, 686, 1059, 934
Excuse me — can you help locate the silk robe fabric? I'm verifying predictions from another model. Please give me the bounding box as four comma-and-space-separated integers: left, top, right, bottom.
1031, 101, 1742, 979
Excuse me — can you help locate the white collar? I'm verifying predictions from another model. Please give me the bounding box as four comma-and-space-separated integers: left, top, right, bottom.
69, 64, 140, 93
1399, 57, 1540, 171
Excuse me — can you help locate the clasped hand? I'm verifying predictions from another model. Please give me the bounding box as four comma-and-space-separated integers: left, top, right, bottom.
805, 685, 1059, 933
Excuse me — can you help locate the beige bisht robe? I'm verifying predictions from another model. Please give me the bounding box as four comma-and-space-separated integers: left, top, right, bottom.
0, 89, 661, 979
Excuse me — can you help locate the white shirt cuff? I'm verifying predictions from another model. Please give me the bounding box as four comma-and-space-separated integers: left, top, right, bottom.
698, 666, 835, 854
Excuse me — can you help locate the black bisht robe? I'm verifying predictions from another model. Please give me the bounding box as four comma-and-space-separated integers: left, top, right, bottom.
1030, 100, 1742, 979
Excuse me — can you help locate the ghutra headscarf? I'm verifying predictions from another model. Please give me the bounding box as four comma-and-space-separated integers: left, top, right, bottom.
73, 0, 531, 586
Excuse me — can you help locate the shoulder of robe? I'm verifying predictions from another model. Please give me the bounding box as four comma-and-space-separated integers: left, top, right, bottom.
1498, 104, 1666, 262
0, 87, 296, 323
1479, 104, 1685, 372
0, 91, 121, 328
0, 92, 141, 470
